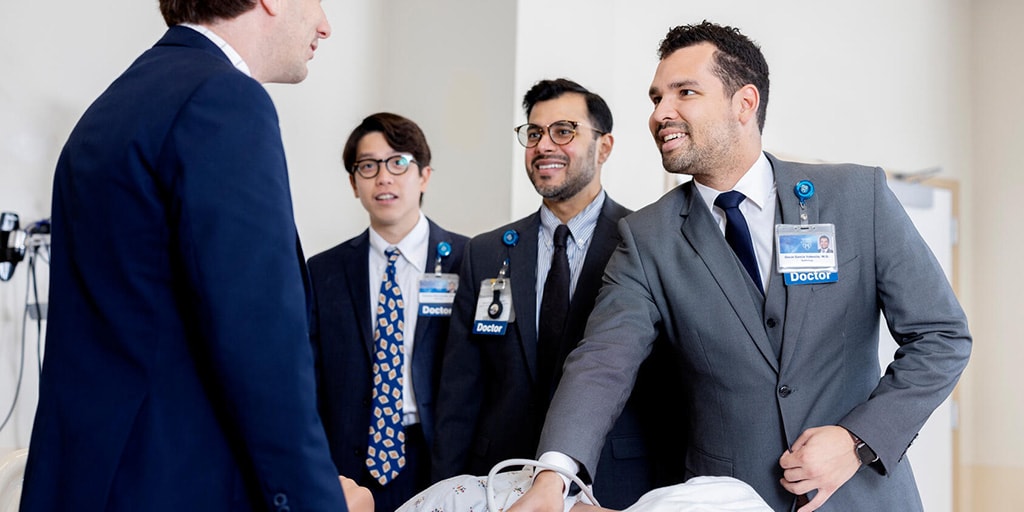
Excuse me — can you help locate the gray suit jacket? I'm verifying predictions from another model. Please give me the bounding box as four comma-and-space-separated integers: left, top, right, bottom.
538, 154, 971, 511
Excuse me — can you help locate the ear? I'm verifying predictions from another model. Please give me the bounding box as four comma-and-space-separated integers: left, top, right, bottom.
418, 166, 433, 193
596, 133, 614, 165
349, 173, 359, 197
259, 0, 282, 17
734, 84, 760, 127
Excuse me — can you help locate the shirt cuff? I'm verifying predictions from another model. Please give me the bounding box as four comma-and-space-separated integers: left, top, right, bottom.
535, 451, 579, 498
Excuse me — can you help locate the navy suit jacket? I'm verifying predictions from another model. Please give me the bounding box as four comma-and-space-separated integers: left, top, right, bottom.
432, 196, 679, 509
307, 220, 467, 480
21, 27, 347, 511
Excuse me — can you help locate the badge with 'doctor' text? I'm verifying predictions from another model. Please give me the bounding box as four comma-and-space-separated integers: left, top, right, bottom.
776, 223, 838, 286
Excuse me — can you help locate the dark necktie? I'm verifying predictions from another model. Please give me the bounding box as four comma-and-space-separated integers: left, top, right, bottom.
714, 191, 763, 294
537, 224, 571, 399
366, 248, 406, 485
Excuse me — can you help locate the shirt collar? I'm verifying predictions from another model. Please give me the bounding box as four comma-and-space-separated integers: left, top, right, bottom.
694, 151, 774, 211
179, 23, 252, 77
368, 213, 429, 273
539, 189, 606, 248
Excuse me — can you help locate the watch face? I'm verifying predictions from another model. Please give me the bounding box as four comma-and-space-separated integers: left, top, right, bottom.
856, 442, 877, 464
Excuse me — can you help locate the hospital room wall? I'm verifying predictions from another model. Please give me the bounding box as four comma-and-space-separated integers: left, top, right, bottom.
1, 0, 1021, 509
967, 1, 1024, 510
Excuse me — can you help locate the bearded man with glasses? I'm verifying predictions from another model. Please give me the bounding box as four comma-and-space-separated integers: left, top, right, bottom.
432, 79, 680, 508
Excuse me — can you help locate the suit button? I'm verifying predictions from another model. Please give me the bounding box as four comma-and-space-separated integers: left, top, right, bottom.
273, 493, 288, 506
766, 318, 777, 328
778, 385, 792, 397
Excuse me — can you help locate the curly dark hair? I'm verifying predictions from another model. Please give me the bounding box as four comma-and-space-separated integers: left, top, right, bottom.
658, 21, 770, 132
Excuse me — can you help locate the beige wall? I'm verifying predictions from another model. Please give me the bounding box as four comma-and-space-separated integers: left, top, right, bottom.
965, 0, 1024, 509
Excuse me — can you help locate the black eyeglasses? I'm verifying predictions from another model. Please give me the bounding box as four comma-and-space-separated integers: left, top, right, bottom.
351, 154, 418, 179
513, 120, 605, 148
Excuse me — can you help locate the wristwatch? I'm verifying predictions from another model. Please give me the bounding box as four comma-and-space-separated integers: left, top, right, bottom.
850, 432, 879, 465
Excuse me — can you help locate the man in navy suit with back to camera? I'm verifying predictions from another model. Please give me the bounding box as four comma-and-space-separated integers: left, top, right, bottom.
308, 112, 467, 512
510, 21, 971, 512
432, 79, 678, 509
21, 0, 373, 510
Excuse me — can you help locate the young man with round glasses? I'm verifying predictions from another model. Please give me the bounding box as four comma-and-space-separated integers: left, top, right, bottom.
432, 79, 679, 508
307, 112, 467, 512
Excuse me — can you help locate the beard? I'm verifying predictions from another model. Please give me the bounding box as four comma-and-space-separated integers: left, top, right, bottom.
657, 118, 738, 178
529, 142, 598, 202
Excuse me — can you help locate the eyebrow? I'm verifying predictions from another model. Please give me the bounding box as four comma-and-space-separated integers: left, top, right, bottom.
649, 79, 701, 97
355, 151, 405, 160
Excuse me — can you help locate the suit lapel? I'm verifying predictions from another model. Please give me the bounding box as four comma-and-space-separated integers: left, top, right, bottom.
568, 197, 627, 335
509, 214, 540, 380
342, 230, 375, 360
769, 155, 819, 371
678, 183, 779, 371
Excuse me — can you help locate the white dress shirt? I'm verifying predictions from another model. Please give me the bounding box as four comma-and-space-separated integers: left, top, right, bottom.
536, 189, 606, 326
693, 152, 776, 292
179, 23, 252, 76
368, 213, 429, 426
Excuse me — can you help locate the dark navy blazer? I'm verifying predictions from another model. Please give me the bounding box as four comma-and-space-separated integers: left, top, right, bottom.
21, 27, 347, 511
307, 221, 466, 491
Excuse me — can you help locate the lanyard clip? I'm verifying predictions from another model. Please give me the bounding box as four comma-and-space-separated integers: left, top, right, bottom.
794, 180, 814, 226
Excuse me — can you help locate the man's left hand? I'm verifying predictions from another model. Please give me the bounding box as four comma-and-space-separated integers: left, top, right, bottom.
778, 425, 861, 512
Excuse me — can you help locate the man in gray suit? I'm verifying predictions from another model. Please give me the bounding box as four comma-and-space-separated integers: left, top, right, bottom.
510, 21, 971, 512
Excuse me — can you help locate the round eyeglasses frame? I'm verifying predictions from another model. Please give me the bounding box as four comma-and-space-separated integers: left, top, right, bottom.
351, 154, 418, 179
513, 120, 606, 148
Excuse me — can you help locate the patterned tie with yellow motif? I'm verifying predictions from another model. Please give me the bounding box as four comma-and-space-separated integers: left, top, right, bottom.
366, 248, 406, 485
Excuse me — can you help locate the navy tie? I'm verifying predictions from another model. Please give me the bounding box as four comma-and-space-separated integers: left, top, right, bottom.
366, 248, 406, 485
537, 224, 571, 399
714, 191, 763, 294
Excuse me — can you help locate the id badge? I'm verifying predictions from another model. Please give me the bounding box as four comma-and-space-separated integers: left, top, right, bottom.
775, 223, 838, 285
419, 273, 459, 317
473, 278, 515, 335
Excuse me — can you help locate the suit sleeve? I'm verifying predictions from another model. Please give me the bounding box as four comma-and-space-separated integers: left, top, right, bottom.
538, 217, 660, 478
838, 168, 971, 472
168, 72, 347, 509
431, 237, 486, 480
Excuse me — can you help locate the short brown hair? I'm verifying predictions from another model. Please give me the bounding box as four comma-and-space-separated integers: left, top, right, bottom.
159, 0, 257, 27
342, 113, 432, 175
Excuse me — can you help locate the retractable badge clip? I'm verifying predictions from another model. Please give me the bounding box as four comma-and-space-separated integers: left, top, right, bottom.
488, 259, 509, 319
794, 180, 814, 226
434, 241, 451, 275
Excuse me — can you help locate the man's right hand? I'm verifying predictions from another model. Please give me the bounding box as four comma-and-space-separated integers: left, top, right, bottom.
507, 470, 565, 512
339, 475, 374, 512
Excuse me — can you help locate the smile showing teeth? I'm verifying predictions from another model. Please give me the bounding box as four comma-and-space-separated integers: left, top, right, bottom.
376, 193, 396, 200
537, 163, 565, 170
663, 133, 684, 142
